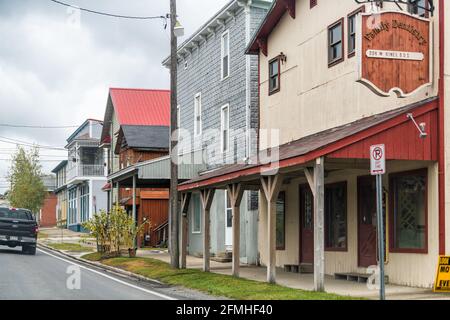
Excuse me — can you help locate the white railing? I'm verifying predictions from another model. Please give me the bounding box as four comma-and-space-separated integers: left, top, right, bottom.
67, 164, 105, 181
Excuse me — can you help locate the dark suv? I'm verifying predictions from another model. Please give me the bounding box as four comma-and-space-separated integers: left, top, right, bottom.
0, 207, 38, 255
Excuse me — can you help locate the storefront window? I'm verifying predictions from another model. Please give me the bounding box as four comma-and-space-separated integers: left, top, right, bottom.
276, 192, 286, 250
391, 170, 427, 251
192, 194, 201, 233
325, 182, 347, 250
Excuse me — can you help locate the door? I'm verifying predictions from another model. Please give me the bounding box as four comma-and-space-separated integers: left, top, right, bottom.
299, 186, 314, 264
225, 191, 233, 250
358, 176, 377, 268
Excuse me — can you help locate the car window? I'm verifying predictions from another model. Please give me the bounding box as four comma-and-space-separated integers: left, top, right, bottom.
0, 208, 34, 220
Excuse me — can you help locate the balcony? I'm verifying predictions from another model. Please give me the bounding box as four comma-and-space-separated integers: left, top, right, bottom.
67, 164, 105, 183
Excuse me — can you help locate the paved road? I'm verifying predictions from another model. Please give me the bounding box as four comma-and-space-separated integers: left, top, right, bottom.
0, 245, 180, 300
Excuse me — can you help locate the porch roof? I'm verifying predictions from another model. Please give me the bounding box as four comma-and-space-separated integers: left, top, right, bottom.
179, 97, 438, 191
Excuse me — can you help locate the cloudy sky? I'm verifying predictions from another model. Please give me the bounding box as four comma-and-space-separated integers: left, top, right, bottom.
0, 0, 230, 192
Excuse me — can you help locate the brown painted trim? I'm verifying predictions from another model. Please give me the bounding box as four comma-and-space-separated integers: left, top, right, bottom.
328, 17, 345, 68
324, 181, 348, 252
268, 55, 281, 96
298, 184, 313, 264
347, 5, 365, 58
389, 168, 429, 254
276, 191, 286, 251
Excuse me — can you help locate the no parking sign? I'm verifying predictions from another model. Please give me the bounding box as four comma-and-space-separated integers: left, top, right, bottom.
370, 144, 386, 175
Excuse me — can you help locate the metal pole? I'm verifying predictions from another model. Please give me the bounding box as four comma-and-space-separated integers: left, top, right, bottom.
132, 174, 137, 249
169, 0, 180, 269
376, 174, 385, 300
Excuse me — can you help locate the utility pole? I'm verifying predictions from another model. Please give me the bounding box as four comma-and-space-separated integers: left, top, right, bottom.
169, 0, 179, 269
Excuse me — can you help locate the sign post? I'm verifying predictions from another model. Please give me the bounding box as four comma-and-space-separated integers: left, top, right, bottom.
370, 144, 386, 300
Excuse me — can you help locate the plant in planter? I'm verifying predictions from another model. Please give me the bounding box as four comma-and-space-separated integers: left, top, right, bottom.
81, 210, 110, 254
124, 216, 151, 258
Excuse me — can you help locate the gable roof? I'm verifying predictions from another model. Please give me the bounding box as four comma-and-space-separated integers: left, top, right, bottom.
66, 119, 103, 144
247, 0, 295, 55
162, 0, 273, 66
115, 125, 170, 154
51, 160, 68, 174
101, 88, 170, 142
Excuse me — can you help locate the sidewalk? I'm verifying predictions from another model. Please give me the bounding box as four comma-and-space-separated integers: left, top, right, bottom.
144, 251, 450, 300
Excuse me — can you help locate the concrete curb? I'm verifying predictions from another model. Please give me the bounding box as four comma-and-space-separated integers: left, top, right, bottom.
37, 242, 167, 287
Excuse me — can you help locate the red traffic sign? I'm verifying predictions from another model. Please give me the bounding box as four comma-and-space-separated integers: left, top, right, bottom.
370, 144, 386, 175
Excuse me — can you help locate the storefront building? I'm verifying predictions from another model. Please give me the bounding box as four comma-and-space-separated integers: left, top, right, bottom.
178, 0, 448, 289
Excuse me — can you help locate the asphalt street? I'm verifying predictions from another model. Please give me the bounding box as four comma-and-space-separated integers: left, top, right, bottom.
0, 245, 180, 300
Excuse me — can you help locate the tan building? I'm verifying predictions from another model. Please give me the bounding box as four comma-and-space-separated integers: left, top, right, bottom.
178, 0, 448, 290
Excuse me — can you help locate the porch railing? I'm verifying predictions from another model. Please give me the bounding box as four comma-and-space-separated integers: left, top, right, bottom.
67, 164, 105, 181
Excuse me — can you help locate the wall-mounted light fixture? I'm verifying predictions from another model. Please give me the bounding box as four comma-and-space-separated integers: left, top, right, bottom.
279, 52, 287, 64
407, 113, 428, 139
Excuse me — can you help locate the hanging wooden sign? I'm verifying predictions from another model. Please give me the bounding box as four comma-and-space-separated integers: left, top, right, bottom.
357, 11, 432, 97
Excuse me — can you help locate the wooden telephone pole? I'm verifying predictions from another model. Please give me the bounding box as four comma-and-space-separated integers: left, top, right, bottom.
169, 0, 180, 269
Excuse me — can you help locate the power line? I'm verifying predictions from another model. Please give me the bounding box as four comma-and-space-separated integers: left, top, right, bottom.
0, 123, 79, 129
0, 136, 66, 151
49, 0, 167, 21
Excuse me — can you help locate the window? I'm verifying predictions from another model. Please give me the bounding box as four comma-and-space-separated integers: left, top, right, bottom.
390, 170, 427, 253
221, 104, 230, 152
221, 30, 230, 79
348, 7, 364, 57
68, 188, 77, 225
325, 182, 347, 250
276, 191, 286, 250
80, 184, 89, 223
328, 18, 344, 67
194, 93, 202, 136
408, 0, 428, 18
192, 194, 201, 233
269, 57, 280, 95
225, 191, 232, 229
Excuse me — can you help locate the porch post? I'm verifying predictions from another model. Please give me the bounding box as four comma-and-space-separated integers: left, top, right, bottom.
200, 189, 215, 272
180, 192, 191, 269
227, 183, 244, 277
313, 157, 325, 292
260, 174, 283, 284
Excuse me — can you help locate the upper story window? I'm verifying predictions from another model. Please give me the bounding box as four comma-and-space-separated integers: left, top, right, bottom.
328, 18, 344, 67
194, 93, 202, 136
408, 0, 428, 18
269, 57, 280, 95
220, 104, 230, 152
348, 7, 364, 57
221, 30, 230, 80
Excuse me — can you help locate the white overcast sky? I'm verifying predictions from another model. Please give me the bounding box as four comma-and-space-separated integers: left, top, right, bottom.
0, 0, 230, 193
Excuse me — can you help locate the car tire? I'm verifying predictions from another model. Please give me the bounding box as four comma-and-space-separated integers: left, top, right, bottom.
22, 246, 36, 255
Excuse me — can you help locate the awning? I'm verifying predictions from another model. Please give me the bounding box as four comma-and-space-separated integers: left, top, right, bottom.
179, 97, 438, 191
108, 155, 205, 188
102, 183, 111, 191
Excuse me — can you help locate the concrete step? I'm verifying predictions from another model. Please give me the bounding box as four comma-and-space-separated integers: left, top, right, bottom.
335, 272, 389, 284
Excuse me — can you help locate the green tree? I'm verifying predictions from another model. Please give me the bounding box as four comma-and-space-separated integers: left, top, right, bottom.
7, 147, 46, 215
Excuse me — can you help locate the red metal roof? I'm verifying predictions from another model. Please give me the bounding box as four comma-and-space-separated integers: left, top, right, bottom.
109, 88, 170, 126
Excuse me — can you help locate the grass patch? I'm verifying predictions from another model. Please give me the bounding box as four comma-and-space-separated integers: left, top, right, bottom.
139, 247, 168, 251
47, 242, 94, 252
82, 252, 104, 261
80, 254, 358, 300
37, 232, 48, 239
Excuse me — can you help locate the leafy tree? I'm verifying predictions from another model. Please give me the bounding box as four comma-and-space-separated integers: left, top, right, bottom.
7, 147, 46, 215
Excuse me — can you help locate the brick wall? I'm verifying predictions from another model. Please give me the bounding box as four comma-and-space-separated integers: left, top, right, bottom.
40, 192, 57, 227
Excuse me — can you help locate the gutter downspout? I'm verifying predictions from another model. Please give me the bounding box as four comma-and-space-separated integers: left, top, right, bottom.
438, 0, 446, 255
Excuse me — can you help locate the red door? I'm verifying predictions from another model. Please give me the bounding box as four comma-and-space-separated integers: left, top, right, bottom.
357, 176, 377, 268
299, 186, 314, 264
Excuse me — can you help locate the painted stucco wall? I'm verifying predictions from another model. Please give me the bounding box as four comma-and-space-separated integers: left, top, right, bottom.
258, 0, 440, 148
